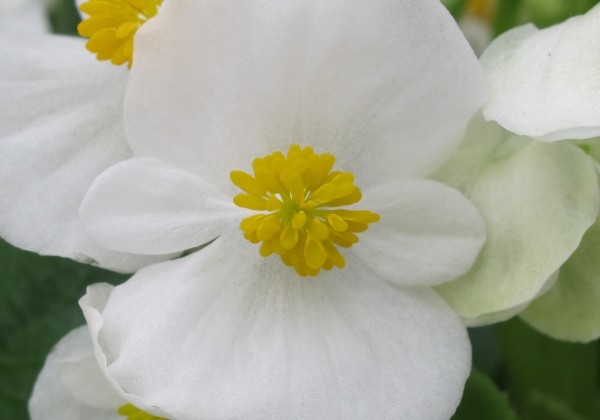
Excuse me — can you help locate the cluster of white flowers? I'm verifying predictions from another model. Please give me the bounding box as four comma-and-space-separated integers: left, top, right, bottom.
2, 0, 600, 418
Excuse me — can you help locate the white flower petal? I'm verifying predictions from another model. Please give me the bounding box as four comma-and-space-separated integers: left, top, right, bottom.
434, 116, 600, 322
522, 217, 600, 342
29, 326, 123, 420
0, 0, 49, 34
0, 35, 166, 272
80, 284, 171, 418
464, 271, 559, 327
481, 4, 600, 141
354, 180, 485, 286
80, 158, 242, 255
126, 0, 485, 194
85, 233, 471, 419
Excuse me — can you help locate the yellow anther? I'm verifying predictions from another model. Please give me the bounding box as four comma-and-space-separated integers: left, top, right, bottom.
305, 235, 328, 270
233, 194, 266, 211
310, 219, 330, 241
78, 0, 163, 68
327, 214, 348, 232
292, 211, 307, 230
231, 170, 267, 197
117, 403, 166, 420
231, 145, 379, 277
280, 168, 305, 204
280, 225, 299, 250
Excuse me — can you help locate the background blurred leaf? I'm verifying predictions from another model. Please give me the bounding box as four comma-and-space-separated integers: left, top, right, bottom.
0, 240, 126, 419
521, 391, 588, 420
49, 0, 81, 35
442, 0, 469, 17
453, 367, 518, 420
522, 0, 600, 28
493, 0, 523, 35
496, 318, 600, 420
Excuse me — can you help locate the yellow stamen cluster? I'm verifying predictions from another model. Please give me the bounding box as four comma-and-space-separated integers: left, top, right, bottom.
118, 403, 167, 419
78, 0, 163, 67
231, 145, 380, 277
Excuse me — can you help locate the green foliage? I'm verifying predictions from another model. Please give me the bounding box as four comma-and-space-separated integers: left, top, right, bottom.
496, 318, 600, 419
521, 0, 600, 28
442, 0, 600, 35
453, 368, 517, 420
48, 0, 81, 35
0, 240, 126, 419
441, 0, 469, 17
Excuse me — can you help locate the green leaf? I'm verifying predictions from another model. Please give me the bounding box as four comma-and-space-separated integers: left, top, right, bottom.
493, 0, 523, 36
442, 0, 469, 18
0, 239, 126, 419
522, 391, 588, 420
496, 318, 600, 419
49, 0, 82, 35
452, 368, 517, 420
522, 0, 600, 28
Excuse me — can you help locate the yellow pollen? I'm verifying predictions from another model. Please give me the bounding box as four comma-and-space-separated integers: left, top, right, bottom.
77, 0, 163, 68
118, 403, 167, 419
231, 145, 380, 277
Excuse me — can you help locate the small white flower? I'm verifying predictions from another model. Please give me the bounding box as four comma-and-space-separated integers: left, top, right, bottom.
77, 0, 487, 418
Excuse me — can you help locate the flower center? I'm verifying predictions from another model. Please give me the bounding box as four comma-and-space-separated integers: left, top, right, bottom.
118, 403, 167, 419
78, 0, 163, 68
231, 145, 380, 277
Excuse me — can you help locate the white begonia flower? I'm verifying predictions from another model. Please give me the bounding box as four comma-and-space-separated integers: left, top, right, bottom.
481, 3, 600, 141
432, 114, 600, 326
29, 323, 170, 419
78, 0, 488, 417
0, 0, 49, 34
0, 1, 168, 272
442, 4, 600, 340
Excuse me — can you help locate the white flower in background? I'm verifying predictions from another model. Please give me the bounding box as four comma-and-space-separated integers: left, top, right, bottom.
0, 0, 49, 34
29, 322, 169, 419
432, 4, 600, 340
433, 114, 599, 327
0, 0, 166, 272
482, 3, 600, 141
78, 0, 487, 418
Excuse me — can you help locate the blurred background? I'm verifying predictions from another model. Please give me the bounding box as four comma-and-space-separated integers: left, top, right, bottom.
1, 0, 600, 418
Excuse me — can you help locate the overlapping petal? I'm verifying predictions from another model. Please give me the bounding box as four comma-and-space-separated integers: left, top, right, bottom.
28, 326, 123, 420
80, 284, 172, 418
0, 35, 165, 272
0, 0, 49, 33
82, 233, 471, 419
522, 215, 600, 342
481, 4, 600, 141
433, 115, 600, 323
80, 158, 243, 255
125, 0, 485, 195
354, 179, 485, 286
